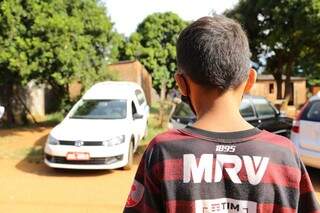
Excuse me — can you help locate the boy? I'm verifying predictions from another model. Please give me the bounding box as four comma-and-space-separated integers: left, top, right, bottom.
124, 16, 320, 213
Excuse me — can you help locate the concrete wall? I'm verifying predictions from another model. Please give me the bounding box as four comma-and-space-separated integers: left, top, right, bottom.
25, 81, 45, 121
251, 80, 276, 102
293, 80, 307, 107
251, 80, 306, 107
68, 60, 153, 105
108, 60, 153, 105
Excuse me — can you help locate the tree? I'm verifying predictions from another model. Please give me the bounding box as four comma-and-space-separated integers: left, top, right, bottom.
119, 12, 187, 126
225, 0, 320, 101
0, 0, 120, 125
120, 12, 187, 96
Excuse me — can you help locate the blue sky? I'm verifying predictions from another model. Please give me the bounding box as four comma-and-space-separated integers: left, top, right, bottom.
102, 0, 239, 36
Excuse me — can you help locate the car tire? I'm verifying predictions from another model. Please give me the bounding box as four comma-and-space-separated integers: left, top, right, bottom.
123, 141, 134, 170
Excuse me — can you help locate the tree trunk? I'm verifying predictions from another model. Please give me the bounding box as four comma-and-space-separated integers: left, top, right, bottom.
2, 84, 15, 126
284, 62, 294, 100
283, 62, 294, 109
159, 80, 167, 128
273, 72, 283, 99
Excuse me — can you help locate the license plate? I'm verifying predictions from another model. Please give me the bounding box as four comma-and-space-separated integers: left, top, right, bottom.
66, 152, 90, 161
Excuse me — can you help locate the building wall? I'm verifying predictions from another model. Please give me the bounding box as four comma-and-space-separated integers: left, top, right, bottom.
250, 80, 306, 107
251, 80, 276, 102
26, 81, 45, 121
68, 60, 153, 105
9, 81, 46, 124
108, 61, 153, 105
293, 80, 307, 107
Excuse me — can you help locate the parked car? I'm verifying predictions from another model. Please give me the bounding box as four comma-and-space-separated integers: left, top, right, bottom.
0, 105, 4, 119
291, 93, 320, 169
169, 95, 292, 137
44, 81, 149, 170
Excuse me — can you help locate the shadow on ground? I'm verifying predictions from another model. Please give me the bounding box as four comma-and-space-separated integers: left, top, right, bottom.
15, 134, 147, 177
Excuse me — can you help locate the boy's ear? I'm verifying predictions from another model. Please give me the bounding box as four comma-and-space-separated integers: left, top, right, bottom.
174, 73, 188, 96
244, 68, 257, 93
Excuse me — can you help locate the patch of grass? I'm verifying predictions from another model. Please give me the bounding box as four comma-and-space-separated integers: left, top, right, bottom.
141, 114, 166, 145
150, 102, 160, 114
136, 102, 169, 154
40, 112, 64, 126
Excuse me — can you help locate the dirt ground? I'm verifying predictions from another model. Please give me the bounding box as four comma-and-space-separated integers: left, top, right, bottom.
0, 127, 139, 213
0, 127, 319, 213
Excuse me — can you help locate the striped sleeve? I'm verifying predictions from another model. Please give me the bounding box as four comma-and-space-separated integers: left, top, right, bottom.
123, 142, 164, 213
298, 160, 320, 213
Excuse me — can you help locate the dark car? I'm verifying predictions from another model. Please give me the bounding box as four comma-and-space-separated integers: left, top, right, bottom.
170, 95, 293, 137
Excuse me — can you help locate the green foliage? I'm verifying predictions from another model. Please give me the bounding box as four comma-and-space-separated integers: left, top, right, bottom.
139, 102, 168, 149
226, 0, 320, 96
44, 112, 64, 124
0, 0, 122, 124
120, 12, 188, 92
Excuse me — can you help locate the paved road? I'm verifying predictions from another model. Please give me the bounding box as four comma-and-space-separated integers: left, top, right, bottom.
0, 127, 319, 212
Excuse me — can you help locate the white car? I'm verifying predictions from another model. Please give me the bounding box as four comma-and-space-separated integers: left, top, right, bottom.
44, 81, 149, 170
291, 93, 320, 169
0, 106, 4, 119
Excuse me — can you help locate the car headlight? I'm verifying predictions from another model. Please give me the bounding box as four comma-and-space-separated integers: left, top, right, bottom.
103, 135, 125, 147
47, 135, 59, 145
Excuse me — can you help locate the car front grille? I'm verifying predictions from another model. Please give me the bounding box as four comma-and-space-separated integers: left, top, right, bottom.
59, 140, 103, 146
45, 154, 123, 165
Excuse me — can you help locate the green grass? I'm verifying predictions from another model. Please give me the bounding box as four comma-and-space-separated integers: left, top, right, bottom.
135, 102, 170, 154
141, 114, 166, 145
41, 112, 65, 126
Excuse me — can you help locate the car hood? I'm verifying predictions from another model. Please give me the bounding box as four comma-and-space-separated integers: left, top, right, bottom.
50, 118, 130, 141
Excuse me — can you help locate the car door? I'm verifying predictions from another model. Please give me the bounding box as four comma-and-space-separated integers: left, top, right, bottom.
131, 100, 144, 143
239, 97, 260, 127
134, 89, 149, 135
251, 97, 279, 133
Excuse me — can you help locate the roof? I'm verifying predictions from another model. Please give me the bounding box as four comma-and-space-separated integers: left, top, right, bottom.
257, 74, 305, 81
82, 81, 142, 100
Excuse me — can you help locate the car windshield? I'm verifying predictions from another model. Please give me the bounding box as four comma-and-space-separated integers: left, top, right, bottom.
70, 99, 127, 119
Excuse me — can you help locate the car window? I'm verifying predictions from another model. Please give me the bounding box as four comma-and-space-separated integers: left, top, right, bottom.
252, 98, 276, 117
135, 90, 146, 105
70, 100, 127, 119
304, 101, 320, 122
132, 101, 137, 116
173, 102, 195, 118
240, 98, 255, 118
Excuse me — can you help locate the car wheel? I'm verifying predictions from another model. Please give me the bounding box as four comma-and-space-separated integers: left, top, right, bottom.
123, 141, 134, 170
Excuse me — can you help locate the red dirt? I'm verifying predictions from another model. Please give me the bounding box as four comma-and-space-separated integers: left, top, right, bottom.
0, 127, 319, 212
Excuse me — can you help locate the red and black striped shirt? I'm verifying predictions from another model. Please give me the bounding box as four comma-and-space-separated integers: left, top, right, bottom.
124, 126, 320, 213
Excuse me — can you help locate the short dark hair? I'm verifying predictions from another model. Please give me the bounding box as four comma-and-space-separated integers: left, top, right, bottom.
176, 15, 251, 90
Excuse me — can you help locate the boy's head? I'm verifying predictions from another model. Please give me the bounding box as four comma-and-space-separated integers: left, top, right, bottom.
175, 15, 256, 115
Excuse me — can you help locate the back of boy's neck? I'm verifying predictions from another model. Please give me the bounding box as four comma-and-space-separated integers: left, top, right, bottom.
193, 99, 254, 133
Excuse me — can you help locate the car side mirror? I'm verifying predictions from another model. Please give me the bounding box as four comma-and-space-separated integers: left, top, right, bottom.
0, 106, 5, 119
133, 113, 143, 120
173, 97, 182, 104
